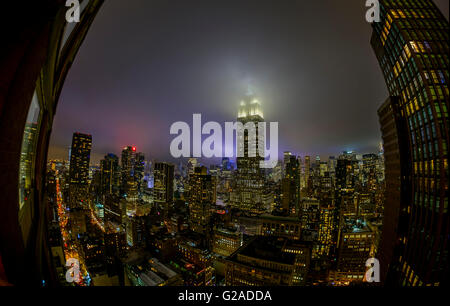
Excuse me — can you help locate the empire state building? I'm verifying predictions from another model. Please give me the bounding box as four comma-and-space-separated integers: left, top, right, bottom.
230, 94, 272, 214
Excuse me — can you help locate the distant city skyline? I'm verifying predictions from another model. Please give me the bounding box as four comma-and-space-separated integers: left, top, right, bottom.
48, 0, 449, 164
49, 143, 381, 167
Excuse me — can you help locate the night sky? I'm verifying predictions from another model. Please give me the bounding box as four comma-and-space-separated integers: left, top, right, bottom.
48, 0, 449, 165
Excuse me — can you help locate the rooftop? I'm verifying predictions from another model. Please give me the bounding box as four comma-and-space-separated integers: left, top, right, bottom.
229, 237, 298, 266
259, 214, 301, 223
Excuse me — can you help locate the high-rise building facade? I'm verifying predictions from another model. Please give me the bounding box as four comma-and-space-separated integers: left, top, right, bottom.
362, 153, 379, 188
231, 95, 269, 214
304, 156, 311, 195
377, 96, 410, 283
121, 146, 139, 202
334, 219, 374, 284
153, 162, 175, 214
68, 132, 92, 209
283, 151, 292, 177
372, 0, 449, 286
100, 153, 121, 224
101, 153, 120, 196
188, 166, 216, 236
282, 155, 301, 216
135, 152, 145, 198
335, 158, 354, 190
315, 204, 336, 259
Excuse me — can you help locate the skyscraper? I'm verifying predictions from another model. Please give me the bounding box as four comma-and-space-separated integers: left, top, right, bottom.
362, 153, 379, 188
231, 94, 270, 214
335, 158, 354, 190
372, 0, 449, 286
377, 96, 410, 283
100, 153, 120, 196
135, 152, 145, 198
283, 151, 292, 177
68, 132, 92, 209
304, 156, 311, 196
153, 162, 175, 215
100, 153, 121, 224
315, 204, 336, 260
282, 155, 301, 216
188, 166, 216, 236
121, 146, 139, 202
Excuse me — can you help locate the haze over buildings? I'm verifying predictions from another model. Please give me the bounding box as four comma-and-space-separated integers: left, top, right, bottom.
48, 0, 449, 164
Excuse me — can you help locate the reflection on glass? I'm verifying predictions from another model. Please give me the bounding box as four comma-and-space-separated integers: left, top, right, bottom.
19, 92, 41, 210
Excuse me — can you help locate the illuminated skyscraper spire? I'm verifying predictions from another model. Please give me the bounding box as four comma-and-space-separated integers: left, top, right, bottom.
238, 95, 264, 119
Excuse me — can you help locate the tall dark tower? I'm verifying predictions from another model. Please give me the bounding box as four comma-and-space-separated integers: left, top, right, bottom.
100, 153, 121, 224
304, 156, 311, 195
121, 146, 139, 202
282, 155, 300, 216
231, 95, 269, 214
335, 159, 354, 190
101, 153, 120, 196
189, 166, 216, 236
68, 132, 92, 209
371, 0, 449, 286
135, 152, 145, 198
153, 162, 174, 216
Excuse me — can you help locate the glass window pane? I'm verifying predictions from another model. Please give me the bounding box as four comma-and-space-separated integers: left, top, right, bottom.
19, 92, 41, 210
